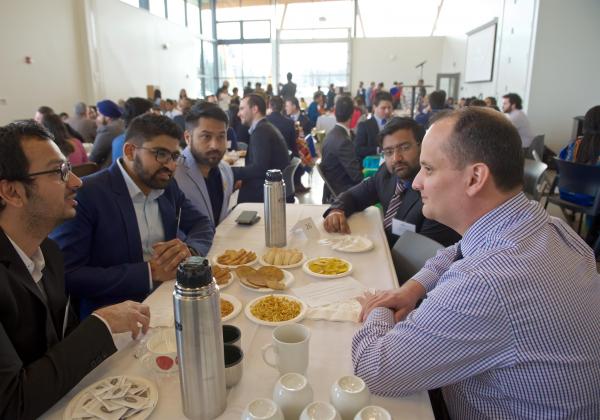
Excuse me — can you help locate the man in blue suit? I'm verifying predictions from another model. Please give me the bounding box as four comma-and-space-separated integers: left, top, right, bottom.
51, 114, 214, 317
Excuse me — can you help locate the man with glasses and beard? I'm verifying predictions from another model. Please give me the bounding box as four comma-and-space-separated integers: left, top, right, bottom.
323, 117, 460, 250
175, 103, 234, 226
51, 114, 214, 318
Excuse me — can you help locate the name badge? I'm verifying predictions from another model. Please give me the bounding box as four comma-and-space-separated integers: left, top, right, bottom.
392, 219, 416, 236
291, 217, 320, 240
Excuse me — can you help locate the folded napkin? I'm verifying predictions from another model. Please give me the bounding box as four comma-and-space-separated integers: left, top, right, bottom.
305, 299, 362, 323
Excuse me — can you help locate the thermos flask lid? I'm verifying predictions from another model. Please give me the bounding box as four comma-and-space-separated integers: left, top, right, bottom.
265, 169, 283, 182
176, 256, 212, 288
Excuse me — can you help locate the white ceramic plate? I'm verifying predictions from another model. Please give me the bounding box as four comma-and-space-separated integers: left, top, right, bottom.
330, 236, 374, 253
244, 294, 307, 326
63, 376, 158, 420
258, 252, 307, 269
239, 269, 294, 293
216, 271, 234, 290
220, 293, 242, 322
212, 251, 258, 268
302, 257, 353, 279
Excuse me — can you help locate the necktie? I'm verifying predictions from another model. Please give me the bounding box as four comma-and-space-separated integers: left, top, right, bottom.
381, 119, 387, 128
383, 181, 406, 230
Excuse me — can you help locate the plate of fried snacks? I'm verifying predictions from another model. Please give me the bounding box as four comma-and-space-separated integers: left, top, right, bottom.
63, 376, 158, 420
244, 294, 307, 326
220, 293, 242, 322
302, 257, 353, 279
236, 266, 294, 292
213, 265, 234, 290
213, 249, 258, 268
259, 247, 306, 269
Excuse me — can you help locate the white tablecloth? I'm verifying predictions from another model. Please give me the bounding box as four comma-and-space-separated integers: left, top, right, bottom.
42, 203, 434, 420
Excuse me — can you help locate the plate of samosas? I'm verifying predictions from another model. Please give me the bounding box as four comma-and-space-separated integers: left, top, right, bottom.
212, 265, 234, 290
259, 247, 306, 269
213, 249, 258, 268
236, 266, 294, 292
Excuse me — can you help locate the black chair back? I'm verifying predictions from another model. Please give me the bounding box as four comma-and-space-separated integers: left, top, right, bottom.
554, 158, 600, 197
523, 159, 548, 201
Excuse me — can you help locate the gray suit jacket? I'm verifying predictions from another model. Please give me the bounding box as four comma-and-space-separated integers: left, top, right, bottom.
320, 124, 363, 201
175, 147, 234, 226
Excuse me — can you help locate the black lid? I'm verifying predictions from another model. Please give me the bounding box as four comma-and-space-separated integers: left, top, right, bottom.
265, 169, 283, 182
176, 256, 212, 288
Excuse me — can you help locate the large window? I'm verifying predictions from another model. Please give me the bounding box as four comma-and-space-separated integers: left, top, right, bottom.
217, 43, 272, 91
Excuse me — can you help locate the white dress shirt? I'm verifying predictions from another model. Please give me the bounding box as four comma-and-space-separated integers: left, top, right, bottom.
506, 109, 534, 147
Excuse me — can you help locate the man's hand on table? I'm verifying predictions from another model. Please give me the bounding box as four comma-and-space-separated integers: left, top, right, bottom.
94, 301, 150, 339
323, 210, 351, 234
234, 180, 242, 190
358, 280, 427, 322
150, 239, 191, 281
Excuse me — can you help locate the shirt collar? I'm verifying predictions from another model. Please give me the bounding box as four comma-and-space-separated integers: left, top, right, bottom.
335, 122, 351, 137
6, 234, 45, 283
374, 115, 386, 128
117, 158, 165, 201
290, 112, 300, 121
249, 117, 265, 135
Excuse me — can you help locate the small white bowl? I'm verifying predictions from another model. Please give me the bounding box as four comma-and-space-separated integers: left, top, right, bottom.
353, 405, 391, 420
330, 375, 371, 420
241, 398, 283, 420
300, 401, 342, 420
273, 373, 313, 420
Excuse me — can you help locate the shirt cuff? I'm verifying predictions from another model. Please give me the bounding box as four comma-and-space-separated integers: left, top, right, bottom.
366, 307, 395, 325
412, 268, 439, 293
91, 313, 113, 334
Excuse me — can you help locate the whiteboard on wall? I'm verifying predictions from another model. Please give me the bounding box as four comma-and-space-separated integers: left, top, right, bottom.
464, 19, 498, 83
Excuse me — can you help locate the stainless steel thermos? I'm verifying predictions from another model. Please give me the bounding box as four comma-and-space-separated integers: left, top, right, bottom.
173, 257, 226, 419
264, 169, 287, 247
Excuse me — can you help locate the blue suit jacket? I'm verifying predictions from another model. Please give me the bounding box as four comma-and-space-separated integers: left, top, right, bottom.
50, 162, 214, 317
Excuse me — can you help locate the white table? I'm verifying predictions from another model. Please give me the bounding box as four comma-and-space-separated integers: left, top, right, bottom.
43, 204, 434, 420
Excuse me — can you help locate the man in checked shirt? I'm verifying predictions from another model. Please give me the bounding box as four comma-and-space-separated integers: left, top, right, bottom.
353, 107, 600, 419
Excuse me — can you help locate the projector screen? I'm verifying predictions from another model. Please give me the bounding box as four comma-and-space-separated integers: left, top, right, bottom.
464, 19, 498, 83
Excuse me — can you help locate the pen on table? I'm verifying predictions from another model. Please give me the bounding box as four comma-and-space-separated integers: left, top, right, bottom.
176, 207, 182, 234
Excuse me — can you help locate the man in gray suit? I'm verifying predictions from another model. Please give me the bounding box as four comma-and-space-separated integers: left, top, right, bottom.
320, 95, 363, 203
175, 103, 234, 227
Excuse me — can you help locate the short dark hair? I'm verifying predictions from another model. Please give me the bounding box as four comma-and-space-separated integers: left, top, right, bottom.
286, 97, 300, 110
122, 97, 153, 127
428, 90, 447, 109
502, 93, 522, 110
269, 96, 284, 113
373, 91, 393, 107
313, 91, 324, 101
246, 94, 266, 116
334, 96, 354, 122
377, 117, 425, 147
469, 99, 487, 107
485, 96, 497, 106
435, 107, 523, 191
37, 106, 54, 117
185, 102, 229, 131
41, 113, 74, 156
0, 120, 54, 212
286, 72, 292, 81
125, 114, 182, 146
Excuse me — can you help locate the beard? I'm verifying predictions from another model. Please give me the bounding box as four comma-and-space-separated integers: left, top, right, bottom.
133, 155, 173, 190
392, 162, 420, 181
191, 147, 224, 168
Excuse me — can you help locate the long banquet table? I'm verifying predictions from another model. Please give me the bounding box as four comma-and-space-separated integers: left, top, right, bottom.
42, 203, 434, 419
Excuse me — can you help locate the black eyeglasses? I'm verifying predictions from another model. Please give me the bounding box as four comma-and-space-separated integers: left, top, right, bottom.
135, 146, 185, 165
26, 161, 72, 182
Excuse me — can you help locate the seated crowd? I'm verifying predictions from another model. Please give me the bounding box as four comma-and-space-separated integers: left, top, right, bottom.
0, 75, 599, 419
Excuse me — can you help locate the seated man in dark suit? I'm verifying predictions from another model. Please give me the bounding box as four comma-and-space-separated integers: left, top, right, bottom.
51, 114, 214, 318
320, 95, 364, 203
355, 91, 393, 163
267, 96, 297, 157
323, 117, 460, 247
0, 121, 150, 419
285, 96, 313, 136
233, 94, 290, 203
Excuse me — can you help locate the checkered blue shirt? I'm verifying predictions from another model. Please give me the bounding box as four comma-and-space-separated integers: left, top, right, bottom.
352, 193, 600, 419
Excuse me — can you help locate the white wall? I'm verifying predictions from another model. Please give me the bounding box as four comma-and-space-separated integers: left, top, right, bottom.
0, 0, 88, 124
351, 37, 445, 92
527, 0, 600, 151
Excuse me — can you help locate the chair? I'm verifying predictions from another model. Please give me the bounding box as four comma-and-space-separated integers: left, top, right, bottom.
391, 231, 445, 287
526, 134, 544, 160
236, 142, 248, 151
316, 162, 338, 203
71, 162, 99, 178
523, 158, 548, 201
544, 158, 600, 234
282, 157, 301, 203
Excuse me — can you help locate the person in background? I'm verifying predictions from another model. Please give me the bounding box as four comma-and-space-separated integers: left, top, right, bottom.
285, 97, 313, 135
484, 96, 500, 111
307, 91, 325, 127
353, 107, 600, 419
89, 100, 123, 168
299, 97, 307, 111
502, 93, 534, 148
280, 72, 297, 100
266, 84, 274, 98
34, 106, 85, 145
0, 120, 150, 419
67, 102, 97, 143
179, 89, 188, 101
469, 99, 487, 107
356, 81, 366, 103
163, 99, 182, 120
355, 91, 393, 162
59, 112, 69, 123
243, 82, 253, 97
41, 113, 88, 166
231, 87, 240, 105
365, 81, 375, 112
111, 97, 153, 162
415, 90, 447, 129
152, 89, 161, 107
326, 83, 336, 110
173, 97, 194, 134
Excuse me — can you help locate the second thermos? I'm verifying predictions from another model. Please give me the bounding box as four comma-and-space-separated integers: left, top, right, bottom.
264, 169, 286, 247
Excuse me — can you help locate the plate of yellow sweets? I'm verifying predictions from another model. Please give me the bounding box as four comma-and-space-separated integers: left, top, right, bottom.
259, 247, 306, 269
302, 257, 353, 279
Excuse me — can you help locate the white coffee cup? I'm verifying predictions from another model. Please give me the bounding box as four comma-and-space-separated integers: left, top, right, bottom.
272, 373, 313, 420
330, 375, 371, 420
262, 324, 310, 375
141, 328, 178, 374
242, 398, 284, 420
300, 401, 341, 420
353, 406, 391, 420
